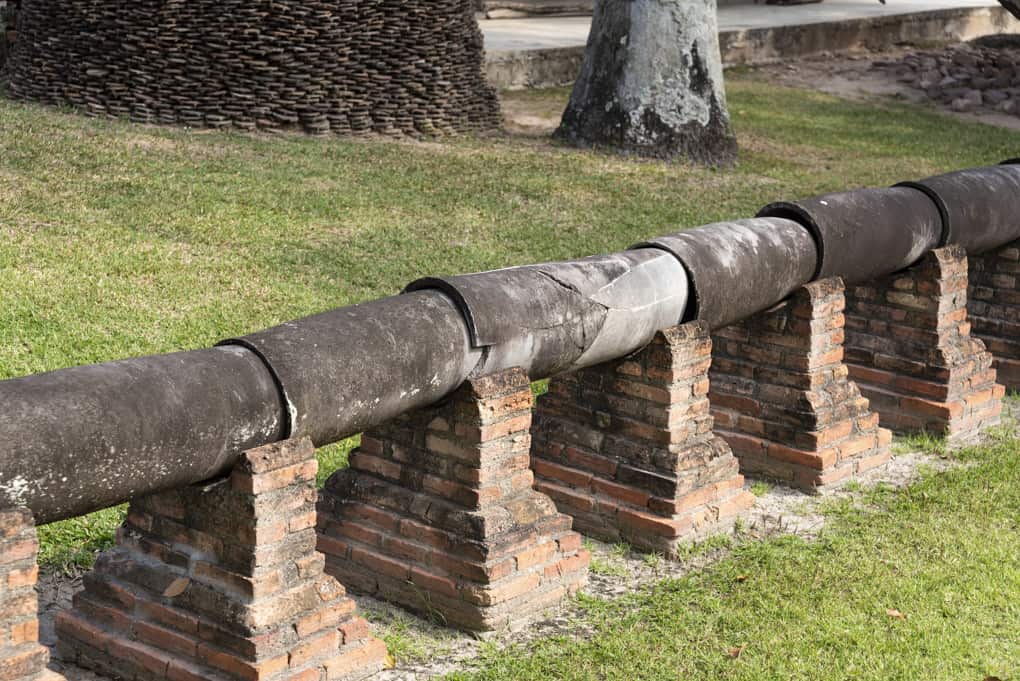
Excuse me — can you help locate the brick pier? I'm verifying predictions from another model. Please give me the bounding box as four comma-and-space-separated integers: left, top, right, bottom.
317, 368, 589, 634
0, 508, 62, 681
845, 246, 1005, 441
56, 439, 386, 681
969, 239, 1020, 392
530, 322, 755, 555
710, 279, 892, 491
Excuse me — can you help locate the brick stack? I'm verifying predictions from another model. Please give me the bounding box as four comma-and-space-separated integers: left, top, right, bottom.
7, 0, 500, 137
0, 0, 16, 73
710, 279, 893, 491
55, 439, 387, 681
530, 323, 755, 556
317, 368, 589, 634
0, 508, 62, 681
845, 246, 1005, 441
969, 239, 1020, 391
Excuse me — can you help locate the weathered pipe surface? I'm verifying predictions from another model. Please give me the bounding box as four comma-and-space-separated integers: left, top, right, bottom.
896, 164, 1020, 254
405, 250, 690, 379
220, 290, 482, 448
633, 218, 817, 330
0, 347, 286, 525
758, 186, 942, 284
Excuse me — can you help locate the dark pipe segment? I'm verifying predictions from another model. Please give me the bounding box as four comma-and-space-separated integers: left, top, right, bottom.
220, 290, 482, 448
757, 186, 942, 285
0, 347, 286, 525
632, 218, 818, 330
405, 249, 690, 379
895, 164, 1020, 255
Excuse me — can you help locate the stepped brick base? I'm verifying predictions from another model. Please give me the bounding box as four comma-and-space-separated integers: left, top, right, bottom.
531, 322, 755, 556
0, 508, 62, 681
56, 439, 387, 681
969, 239, 1020, 392
846, 246, 1005, 442
711, 278, 893, 491
317, 368, 588, 634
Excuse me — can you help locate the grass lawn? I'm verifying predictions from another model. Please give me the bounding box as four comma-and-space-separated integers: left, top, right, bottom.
449, 424, 1020, 681
2, 76, 1019, 676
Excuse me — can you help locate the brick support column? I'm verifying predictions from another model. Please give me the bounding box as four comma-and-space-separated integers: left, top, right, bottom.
710, 279, 893, 491
969, 239, 1020, 391
0, 508, 62, 681
317, 368, 589, 634
530, 322, 755, 556
56, 439, 387, 681
845, 246, 1005, 442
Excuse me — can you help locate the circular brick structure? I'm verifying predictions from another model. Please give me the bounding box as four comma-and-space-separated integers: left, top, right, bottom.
6, 0, 501, 136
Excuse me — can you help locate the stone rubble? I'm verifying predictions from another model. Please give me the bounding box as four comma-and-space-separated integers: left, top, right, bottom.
871, 40, 1020, 116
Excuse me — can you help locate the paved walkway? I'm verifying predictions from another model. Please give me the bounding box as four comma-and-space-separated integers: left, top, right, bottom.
481, 0, 1003, 51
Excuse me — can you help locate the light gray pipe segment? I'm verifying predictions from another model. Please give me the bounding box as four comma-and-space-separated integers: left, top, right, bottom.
404, 249, 691, 379
633, 218, 818, 330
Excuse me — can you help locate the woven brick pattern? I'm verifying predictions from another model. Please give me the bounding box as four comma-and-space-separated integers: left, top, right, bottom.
7, 0, 501, 137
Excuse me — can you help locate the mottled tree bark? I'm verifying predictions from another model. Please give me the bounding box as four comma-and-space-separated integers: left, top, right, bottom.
555, 0, 737, 166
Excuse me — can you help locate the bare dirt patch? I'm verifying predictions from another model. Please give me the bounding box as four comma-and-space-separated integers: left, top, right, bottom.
747, 41, 1020, 132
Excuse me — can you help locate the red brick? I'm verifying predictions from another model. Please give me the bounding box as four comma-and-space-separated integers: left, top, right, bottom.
840, 433, 878, 459
7, 564, 38, 589
0, 645, 47, 679
295, 599, 357, 639
109, 637, 174, 677
899, 396, 963, 420
349, 452, 402, 481
290, 629, 340, 667
55, 611, 112, 650
350, 548, 409, 581
617, 508, 686, 539
167, 658, 218, 681
0, 538, 37, 565
325, 638, 388, 679
563, 447, 617, 477
398, 519, 450, 551
557, 533, 582, 554
534, 480, 596, 513
10, 619, 39, 645
232, 460, 318, 494
544, 550, 591, 580
134, 619, 198, 659
463, 573, 540, 606
766, 443, 836, 470
514, 542, 557, 571
590, 478, 651, 508
337, 618, 372, 647
199, 643, 287, 681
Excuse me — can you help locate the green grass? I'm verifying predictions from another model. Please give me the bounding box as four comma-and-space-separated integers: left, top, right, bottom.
1, 76, 1017, 581
448, 429, 1020, 681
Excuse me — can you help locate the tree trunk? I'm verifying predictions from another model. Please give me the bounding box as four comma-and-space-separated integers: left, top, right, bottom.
555, 0, 737, 166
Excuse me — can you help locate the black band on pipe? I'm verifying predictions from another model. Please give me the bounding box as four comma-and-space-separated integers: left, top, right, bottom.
216, 338, 294, 440
894, 181, 951, 247
755, 202, 824, 281
403, 277, 483, 348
